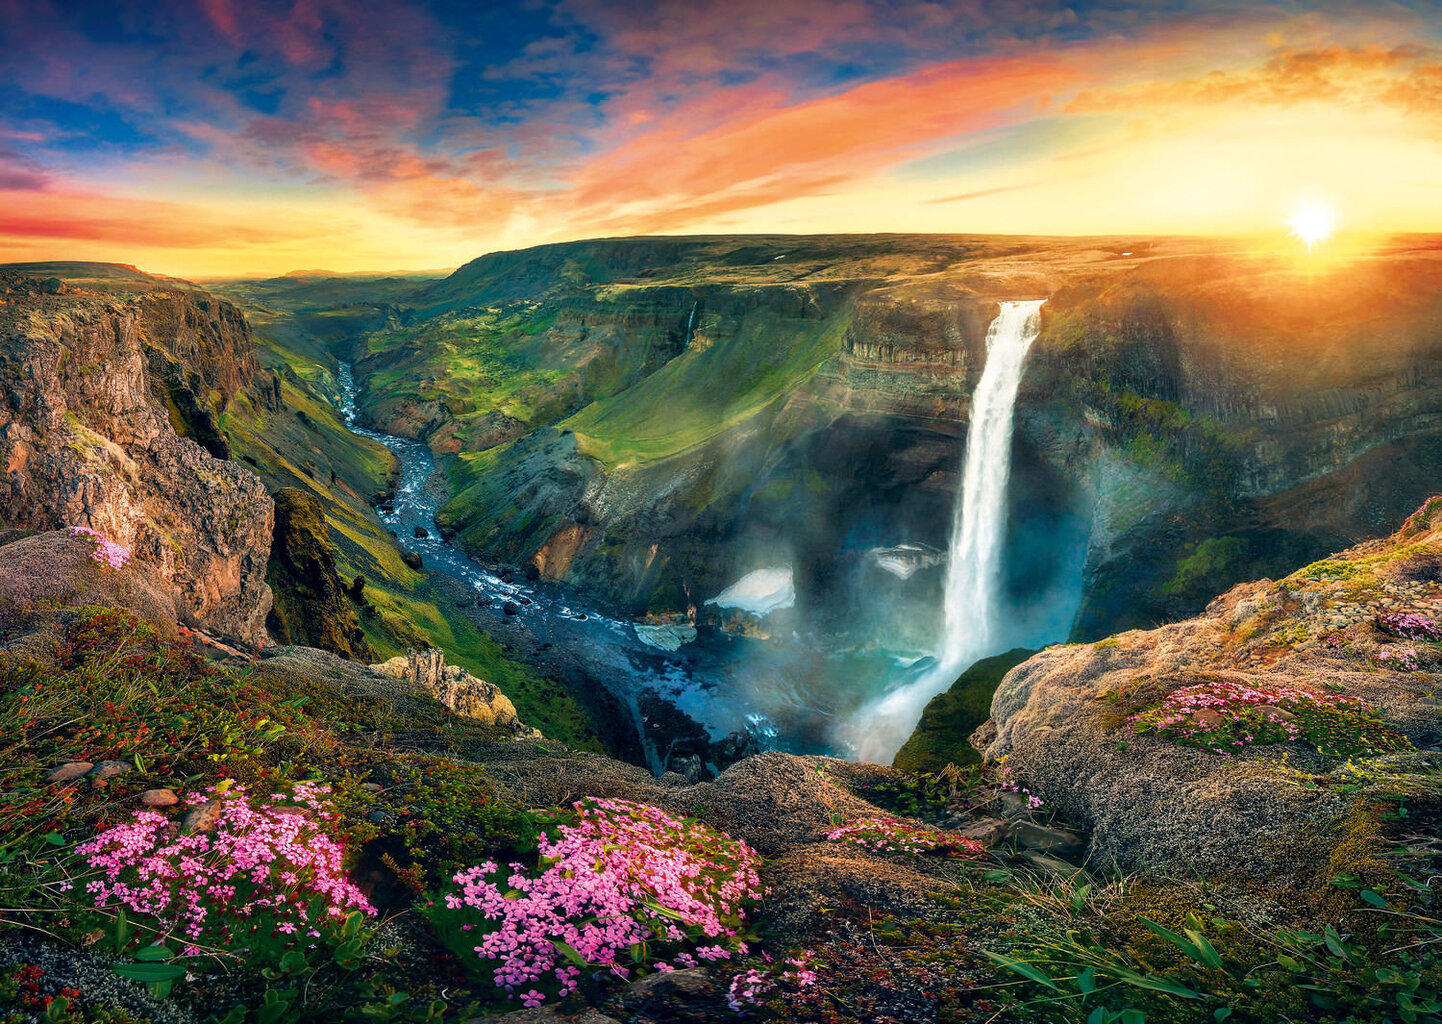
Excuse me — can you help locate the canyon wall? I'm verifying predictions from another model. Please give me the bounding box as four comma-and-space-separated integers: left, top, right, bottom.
0, 269, 274, 644
324, 236, 1442, 646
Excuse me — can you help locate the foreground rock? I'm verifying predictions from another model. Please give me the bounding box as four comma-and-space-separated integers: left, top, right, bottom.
259, 644, 539, 740
977, 495, 1442, 879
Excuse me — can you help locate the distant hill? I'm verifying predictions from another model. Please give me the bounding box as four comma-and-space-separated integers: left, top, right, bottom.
0, 260, 197, 293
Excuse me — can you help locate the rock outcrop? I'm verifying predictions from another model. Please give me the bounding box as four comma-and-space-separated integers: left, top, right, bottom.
0, 268, 273, 644
265, 487, 371, 660
372, 647, 536, 737
974, 495, 1442, 879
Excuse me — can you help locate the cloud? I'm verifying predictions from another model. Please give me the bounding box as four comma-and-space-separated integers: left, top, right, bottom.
926, 182, 1036, 204
0, 188, 325, 248
563, 56, 1079, 219
1067, 45, 1442, 116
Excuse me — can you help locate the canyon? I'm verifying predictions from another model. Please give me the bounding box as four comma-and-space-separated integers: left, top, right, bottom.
1, 243, 1439, 1023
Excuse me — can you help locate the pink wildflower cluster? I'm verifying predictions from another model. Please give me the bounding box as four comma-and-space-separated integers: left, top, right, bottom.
433, 798, 760, 1005
73, 783, 373, 956
67, 525, 131, 570
1376, 611, 1442, 643
999, 768, 1044, 810
1322, 628, 1355, 650
1129, 680, 1406, 757
1375, 647, 1421, 672
727, 951, 819, 1012
825, 818, 984, 858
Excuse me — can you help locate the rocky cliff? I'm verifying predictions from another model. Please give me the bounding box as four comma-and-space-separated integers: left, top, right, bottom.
0, 267, 273, 644
265, 486, 372, 659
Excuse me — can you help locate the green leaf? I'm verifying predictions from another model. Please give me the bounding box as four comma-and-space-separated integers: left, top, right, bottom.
1360, 889, 1389, 908
1182, 928, 1224, 970
1076, 966, 1097, 995
551, 940, 588, 967
1323, 926, 1350, 961
1139, 918, 1222, 969
1107, 966, 1204, 1000
133, 945, 173, 962
42, 832, 66, 847
636, 897, 688, 922
113, 962, 186, 982
1214, 1009, 1234, 1022
983, 951, 1061, 992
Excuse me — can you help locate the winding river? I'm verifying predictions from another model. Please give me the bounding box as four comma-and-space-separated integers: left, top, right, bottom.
336, 363, 828, 771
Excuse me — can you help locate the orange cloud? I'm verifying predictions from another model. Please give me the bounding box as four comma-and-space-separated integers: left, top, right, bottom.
0, 188, 321, 248
1068, 45, 1441, 115
564, 56, 1081, 222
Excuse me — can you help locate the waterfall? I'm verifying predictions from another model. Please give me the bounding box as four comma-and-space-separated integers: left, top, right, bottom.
844, 299, 1045, 763
684, 301, 698, 346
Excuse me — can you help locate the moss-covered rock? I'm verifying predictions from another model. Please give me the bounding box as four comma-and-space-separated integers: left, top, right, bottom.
265, 487, 372, 660
893, 648, 1035, 772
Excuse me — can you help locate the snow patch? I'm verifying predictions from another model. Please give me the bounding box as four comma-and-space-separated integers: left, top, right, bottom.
705, 566, 795, 616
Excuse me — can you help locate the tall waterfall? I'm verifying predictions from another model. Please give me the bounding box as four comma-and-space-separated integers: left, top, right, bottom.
845, 299, 1045, 763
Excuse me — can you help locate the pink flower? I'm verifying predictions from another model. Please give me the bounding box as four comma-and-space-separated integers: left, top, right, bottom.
431, 798, 760, 1001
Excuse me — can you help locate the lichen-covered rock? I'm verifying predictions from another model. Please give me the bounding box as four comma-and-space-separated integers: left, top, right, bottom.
977, 495, 1442, 879
0, 270, 272, 644
265, 487, 371, 660
0, 530, 180, 656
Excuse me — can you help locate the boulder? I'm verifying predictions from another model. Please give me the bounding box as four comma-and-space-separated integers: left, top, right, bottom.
977, 496, 1442, 879
43, 762, 94, 785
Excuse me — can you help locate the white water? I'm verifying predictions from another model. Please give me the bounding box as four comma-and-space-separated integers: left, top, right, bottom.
842, 299, 1045, 763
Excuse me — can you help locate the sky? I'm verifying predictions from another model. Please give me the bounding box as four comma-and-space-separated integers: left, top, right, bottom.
2, 0, 1442, 276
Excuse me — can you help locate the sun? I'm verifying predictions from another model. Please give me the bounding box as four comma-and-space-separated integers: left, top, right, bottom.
1288, 200, 1338, 251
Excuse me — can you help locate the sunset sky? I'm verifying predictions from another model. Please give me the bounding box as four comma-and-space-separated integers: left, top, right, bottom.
3, 0, 1442, 276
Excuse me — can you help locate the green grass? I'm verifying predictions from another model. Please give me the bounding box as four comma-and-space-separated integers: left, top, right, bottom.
563, 308, 849, 467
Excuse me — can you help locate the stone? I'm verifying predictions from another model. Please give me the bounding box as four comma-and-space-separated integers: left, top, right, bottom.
1006, 821, 1086, 855
179, 799, 224, 834
402, 550, 423, 570
997, 791, 1034, 818
503, 601, 521, 616
954, 817, 1010, 846
667, 754, 706, 783
43, 762, 94, 784
1019, 851, 1087, 877
626, 966, 711, 999
140, 788, 179, 808
413, 525, 428, 538
89, 759, 132, 782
